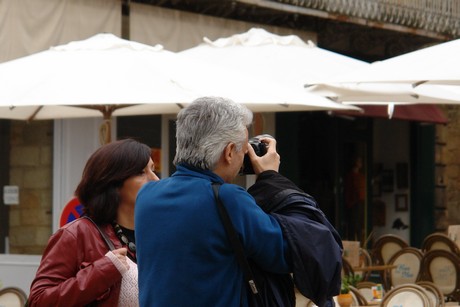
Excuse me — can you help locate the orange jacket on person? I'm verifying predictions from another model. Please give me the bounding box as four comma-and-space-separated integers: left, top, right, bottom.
29, 218, 123, 306
344, 170, 366, 209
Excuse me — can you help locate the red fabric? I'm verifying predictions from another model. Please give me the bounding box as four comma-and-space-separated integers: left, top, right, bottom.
332, 104, 448, 124
29, 219, 123, 307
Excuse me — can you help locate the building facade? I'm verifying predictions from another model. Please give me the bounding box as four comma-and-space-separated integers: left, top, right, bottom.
1, 0, 460, 295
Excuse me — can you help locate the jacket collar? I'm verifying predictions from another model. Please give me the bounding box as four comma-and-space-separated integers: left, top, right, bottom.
174, 164, 224, 184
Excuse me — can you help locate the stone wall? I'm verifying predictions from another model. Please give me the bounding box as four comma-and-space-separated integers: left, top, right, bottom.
9, 120, 53, 254
5, 107, 459, 253
438, 105, 460, 228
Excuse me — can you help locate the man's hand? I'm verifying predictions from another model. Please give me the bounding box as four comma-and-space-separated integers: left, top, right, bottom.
247, 137, 280, 175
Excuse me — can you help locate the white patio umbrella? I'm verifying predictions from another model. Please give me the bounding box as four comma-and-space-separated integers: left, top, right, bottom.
0, 33, 200, 143
0, 32, 359, 144
305, 38, 460, 105
308, 38, 460, 85
0, 33, 200, 119
176, 28, 365, 113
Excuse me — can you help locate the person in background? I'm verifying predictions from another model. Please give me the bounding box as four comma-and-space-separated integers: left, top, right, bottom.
29, 138, 159, 306
135, 96, 288, 306
344, 155, 366, 242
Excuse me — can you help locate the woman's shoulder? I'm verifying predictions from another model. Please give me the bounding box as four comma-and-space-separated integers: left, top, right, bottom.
57, 217, 100, 237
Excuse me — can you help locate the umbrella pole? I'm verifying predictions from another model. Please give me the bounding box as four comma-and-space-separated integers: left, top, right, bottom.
99, 106, 114, 145
99, 118, 111, 145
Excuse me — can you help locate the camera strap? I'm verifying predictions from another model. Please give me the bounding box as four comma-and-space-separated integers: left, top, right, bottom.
211, 183, 263, 305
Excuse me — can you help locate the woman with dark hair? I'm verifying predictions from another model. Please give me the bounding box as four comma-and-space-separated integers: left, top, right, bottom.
29, 138, 159, 307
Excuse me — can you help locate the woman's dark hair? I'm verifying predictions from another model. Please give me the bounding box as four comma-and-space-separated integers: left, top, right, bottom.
75, 138, 151, 225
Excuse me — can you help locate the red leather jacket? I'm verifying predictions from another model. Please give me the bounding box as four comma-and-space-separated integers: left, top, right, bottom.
29, 218, 124, 307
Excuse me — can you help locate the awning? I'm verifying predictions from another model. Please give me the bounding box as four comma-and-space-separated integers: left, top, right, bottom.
330, 104, 448, 124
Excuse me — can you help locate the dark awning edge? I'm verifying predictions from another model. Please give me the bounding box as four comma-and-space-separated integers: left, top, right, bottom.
330, 104, 448, 124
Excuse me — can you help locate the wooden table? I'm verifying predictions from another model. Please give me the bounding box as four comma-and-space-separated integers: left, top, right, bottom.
352, 264, 397, 272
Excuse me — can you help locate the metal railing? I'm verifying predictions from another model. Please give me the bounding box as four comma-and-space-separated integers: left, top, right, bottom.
275, 0, 460, 38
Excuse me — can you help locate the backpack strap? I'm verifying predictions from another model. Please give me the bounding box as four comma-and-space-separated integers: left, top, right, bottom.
211, 183, 263, 305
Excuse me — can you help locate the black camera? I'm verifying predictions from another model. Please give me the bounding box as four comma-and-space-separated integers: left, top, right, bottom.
240, 134, 272, 175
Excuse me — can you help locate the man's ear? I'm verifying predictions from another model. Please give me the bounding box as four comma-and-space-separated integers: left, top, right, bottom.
223, 142, 235, 164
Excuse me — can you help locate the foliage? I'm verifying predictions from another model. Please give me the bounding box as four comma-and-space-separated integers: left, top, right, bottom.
340, 274, 362, 294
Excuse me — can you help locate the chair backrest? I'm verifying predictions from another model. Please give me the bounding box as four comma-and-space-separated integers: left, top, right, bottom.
341, 256, 355, 278
418, 249, 460, 302
356, 248, 373, 281
381, 284, 433, 307
422, 232, 460, 257
386, 247, 424, 288
349, 286, 368, 306
417, 281, 445, 307
371, 234, 409, 291
372, 234, 409, 265
0, 287, 28, 307
356, 281, 378, 303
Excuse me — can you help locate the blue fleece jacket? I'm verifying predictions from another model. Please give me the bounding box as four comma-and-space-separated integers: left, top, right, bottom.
135, 164, 290, 307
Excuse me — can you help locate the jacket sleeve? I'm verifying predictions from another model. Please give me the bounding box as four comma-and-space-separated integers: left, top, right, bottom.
248, 170, 343, 307
28, 225, 122, 306
218, 184, 291, 275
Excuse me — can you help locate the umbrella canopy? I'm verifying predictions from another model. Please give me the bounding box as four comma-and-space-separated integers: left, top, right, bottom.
0, 33, 196, 122
176, 28, 364, 112
0, 32, 361, 144
307, 38, 460, 85
305, 38, 460, 105
308, 83, 460, 105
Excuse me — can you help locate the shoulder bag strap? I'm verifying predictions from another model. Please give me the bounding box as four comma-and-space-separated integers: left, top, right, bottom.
83, 216, 115, 251
211, 183, 263, 304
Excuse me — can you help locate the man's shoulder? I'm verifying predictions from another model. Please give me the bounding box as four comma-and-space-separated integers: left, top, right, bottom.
137, 178, 161, 195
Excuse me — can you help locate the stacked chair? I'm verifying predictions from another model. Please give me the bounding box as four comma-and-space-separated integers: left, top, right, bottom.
0, 287, 28, 307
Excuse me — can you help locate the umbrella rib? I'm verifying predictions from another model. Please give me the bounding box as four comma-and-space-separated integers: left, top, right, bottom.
28, 106, 44, 122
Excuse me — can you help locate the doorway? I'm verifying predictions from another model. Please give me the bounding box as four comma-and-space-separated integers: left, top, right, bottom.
276, 112, 372, 242
341, 141, 368, 243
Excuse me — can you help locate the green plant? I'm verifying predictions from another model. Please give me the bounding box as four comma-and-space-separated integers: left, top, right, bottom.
340, 274, 362, 294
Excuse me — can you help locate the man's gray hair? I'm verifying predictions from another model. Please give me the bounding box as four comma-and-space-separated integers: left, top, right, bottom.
173, 96, 253, 170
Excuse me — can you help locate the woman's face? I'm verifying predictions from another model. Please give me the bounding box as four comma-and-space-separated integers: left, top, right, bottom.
119, 158, 159, 207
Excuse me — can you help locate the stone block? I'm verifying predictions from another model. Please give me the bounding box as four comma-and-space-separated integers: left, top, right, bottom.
23, 121, 53, 145
40, 145, 52, 166
19, 190, 40, 209
9, 168, 24, 186
20, 208, 51, 226
10, 146, 40, 167
9, 210, 20, 227
40, 190, 52, 210
435, 209, 449, 230
36, 226, 52, 245
23, 168, 52, 189
9, 226, 36, 245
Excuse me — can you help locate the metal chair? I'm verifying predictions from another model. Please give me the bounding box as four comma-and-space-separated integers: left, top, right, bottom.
371, 234, 409, 289
418, 249, 460, 303
0, 287, 28, 307
355, 247, 373, 281
417, 280, 446, 307
349, 285, 370, 306
422, 232, 460, 257
341, 256, 355, 278
385, 247, 424, 289
381, 283, 433, 307
356, 281, 378, 303
371, 234, 410, 265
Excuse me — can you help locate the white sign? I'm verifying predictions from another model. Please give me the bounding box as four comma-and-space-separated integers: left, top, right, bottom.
3, 185, 19, 205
